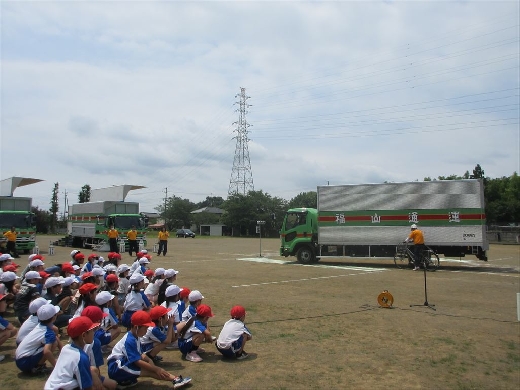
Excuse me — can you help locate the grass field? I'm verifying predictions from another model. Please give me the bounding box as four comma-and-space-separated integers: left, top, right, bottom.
0, 236, 519, 389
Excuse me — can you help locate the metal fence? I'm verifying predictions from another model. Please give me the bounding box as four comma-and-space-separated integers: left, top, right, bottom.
487, 225, 520, 244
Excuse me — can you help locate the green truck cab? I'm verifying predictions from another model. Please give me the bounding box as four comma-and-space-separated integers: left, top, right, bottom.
279, 207, 318, 263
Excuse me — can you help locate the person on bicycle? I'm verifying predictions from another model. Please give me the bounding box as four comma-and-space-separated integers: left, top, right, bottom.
404, 224, 425, 271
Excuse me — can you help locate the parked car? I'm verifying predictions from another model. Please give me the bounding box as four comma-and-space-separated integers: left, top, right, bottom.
176, 229, 196, 238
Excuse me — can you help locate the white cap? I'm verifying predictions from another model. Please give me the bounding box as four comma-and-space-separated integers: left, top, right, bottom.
129, 273, 145, 284
140, 249, 148, 254
98, 256, 105, 263
72, 265, 80, 271
164, 269, 178, 278
0, 253, 15, 261
165, 284, 181, 297
103, 264, 117, 272
29, 297, 52, 314
27, 254, 38, 262
411, 224, 417, 229
92, 268, 105, 277
37, 304, 60, 321
138, 257, 150, 265
63, 276, 76, 286
71, 250, 80, 257
0, 271, 20, 282
29, 259, 45, 267
117, 264, 130, 274
188, 290, 204, 302
44, 277, 65, 289
25, 270, 42, 280
95, 291, 115, 305
154, 268, 165, 276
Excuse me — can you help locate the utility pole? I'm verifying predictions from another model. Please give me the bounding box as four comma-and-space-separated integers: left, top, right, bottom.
228, 87, 254, 196
63, 189, 68, 220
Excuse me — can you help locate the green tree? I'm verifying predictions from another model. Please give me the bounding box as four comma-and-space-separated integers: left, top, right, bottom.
221, 190, 286, 237
49, 182, 59, 234
78, 184, 91, 203
156, 196, 196, 230
31, 206, 51, 234
287, 191, 317, 209
195, 196, 225, 209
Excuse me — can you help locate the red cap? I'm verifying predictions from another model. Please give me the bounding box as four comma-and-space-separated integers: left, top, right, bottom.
196, 304, 214, 318
81, 272, 93, 280
79, 283, 98, 295
3, 264, 17, 272
0, 294, 6, 301
67, 316, 100, 338
105, 274, 119, 283
39, 271, 50, 278
62, 263, 75, 273
136, 252, 144, 258
179, 287, 191, 298
150, 305, 172, 320
11, 262, 21, 268
81, 305, 108, 322
75, 253, 85, 260
88, 254, 99, 260
33, 255, 45, 260
230, 305, 246, 319
144, 269, 154, 277
144, 254, 152, 260
131, 310, 155, 327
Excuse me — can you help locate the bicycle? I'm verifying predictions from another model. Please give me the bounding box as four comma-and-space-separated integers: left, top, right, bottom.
394, 242, 440, 271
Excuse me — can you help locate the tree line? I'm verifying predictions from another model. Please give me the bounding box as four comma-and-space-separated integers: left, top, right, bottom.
32, 164, 519, 235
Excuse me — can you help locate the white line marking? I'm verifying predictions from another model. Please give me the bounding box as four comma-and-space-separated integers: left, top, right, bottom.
236, 257, 387, 272
232, 272, 377, 288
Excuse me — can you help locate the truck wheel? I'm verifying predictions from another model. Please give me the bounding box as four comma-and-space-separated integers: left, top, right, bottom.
297, 247, 315, 264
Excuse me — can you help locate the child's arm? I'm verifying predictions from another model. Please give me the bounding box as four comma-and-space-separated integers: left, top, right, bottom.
135, 358, 171, 379
202, 328, 213, 343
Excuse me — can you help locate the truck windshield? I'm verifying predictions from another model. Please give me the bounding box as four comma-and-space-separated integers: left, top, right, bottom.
0, 213, 33, 228
284, 212, 307, 230
113, 216, 145, 229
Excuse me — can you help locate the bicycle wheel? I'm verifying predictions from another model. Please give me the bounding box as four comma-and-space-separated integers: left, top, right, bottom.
423, 250, 440, 271
394, 251, 409, 269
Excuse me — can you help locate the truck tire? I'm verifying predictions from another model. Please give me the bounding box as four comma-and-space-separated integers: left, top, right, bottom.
297, 247, 315, 264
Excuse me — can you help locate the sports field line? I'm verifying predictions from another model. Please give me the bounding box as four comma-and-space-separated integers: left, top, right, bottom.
236, 256, 387, 272
231, 272, 378, 288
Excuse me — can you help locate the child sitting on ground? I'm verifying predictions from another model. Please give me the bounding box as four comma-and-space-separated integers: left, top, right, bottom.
121, 274, 151, 329
95, 291, 121, 344
15, 303, 61, 375
0, 295, 18, 362
178, 304, 215, 363
216, 305, 253, 360
107, 310, 192, 389
44, 316, 98, 390
140, 305, 177, 363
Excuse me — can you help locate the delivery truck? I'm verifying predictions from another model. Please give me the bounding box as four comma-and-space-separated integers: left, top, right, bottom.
280, 179, 488, 264
68, 185, 147, 250
0, 177, 44, 254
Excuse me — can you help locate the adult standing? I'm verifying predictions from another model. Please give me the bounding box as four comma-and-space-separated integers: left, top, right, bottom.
126, 225, 138, 257
404, 224, 425, 271
107, 225, 119, 253
3, 226, 19, 258
157, 227, 169, 257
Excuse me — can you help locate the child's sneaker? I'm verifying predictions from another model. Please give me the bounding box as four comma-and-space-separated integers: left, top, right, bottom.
196, 347, 206, 353
172, 376, 192, 389
0, 355, 5, 362
236, 351, 249, 360
31, 364, 50, 375
117, 378, 138, 388
146, 352, 163, 363
185, 351, 202, 362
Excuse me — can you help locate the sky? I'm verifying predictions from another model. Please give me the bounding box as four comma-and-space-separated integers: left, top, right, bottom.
1, 0, 519, 214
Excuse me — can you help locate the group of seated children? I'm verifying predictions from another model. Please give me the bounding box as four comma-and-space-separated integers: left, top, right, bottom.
0, 249, 254, 389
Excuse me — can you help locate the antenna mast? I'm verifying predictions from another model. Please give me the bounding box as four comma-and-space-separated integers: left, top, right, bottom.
228, 87, 254, 196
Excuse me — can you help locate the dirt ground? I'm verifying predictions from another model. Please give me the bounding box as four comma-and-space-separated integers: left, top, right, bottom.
0, 236, 519, 389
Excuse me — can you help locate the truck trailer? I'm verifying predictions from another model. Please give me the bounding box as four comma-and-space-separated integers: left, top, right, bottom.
0, 177, 44, 254
280, 179, 488, 264
68, 185, 147, 250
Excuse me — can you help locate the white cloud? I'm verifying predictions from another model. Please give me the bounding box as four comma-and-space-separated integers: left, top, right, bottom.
1, 0, 518, 214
